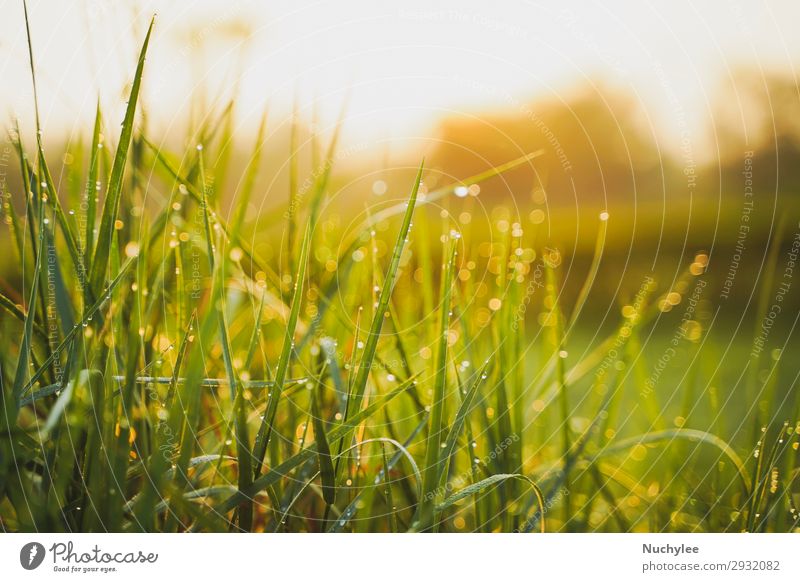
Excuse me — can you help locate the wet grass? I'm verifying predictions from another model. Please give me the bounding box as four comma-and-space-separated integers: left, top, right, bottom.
0, 10, 799, 533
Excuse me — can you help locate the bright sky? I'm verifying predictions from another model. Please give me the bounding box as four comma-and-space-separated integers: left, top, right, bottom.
1, 0, 799, 155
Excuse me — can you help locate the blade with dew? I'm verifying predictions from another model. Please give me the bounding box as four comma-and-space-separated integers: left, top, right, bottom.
251, 223, 312, 477
89, 18, 154, 298
347, 161, 424, 419
415, 233, 458, 529
83, 103, 103, 273
431, 473, 545, 533
437, 357, 493, 493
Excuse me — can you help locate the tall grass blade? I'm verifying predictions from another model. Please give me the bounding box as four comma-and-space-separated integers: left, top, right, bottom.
89, 18, 154, 297
252, 223, 312, 476
348, 161, 424, 417
416, 235, 458, 529
311, 375, 335, 506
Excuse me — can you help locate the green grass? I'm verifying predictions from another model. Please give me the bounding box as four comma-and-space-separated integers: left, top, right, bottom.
1, 10, 799, 533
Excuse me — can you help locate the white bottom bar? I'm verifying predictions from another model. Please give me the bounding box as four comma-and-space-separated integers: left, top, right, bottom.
1, 534, 797, 581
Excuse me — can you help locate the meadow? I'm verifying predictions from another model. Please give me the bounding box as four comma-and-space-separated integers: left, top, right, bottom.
1, 13, 799, 533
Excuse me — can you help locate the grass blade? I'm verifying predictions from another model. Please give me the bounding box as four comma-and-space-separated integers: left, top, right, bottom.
89, 17, 154, 297
416, 233, 458, 529
348, 161, 424, 417
252, 223, 312, 476
439, 358, 493, 489
311, 374, 335, 506
433, 474, 545, 533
